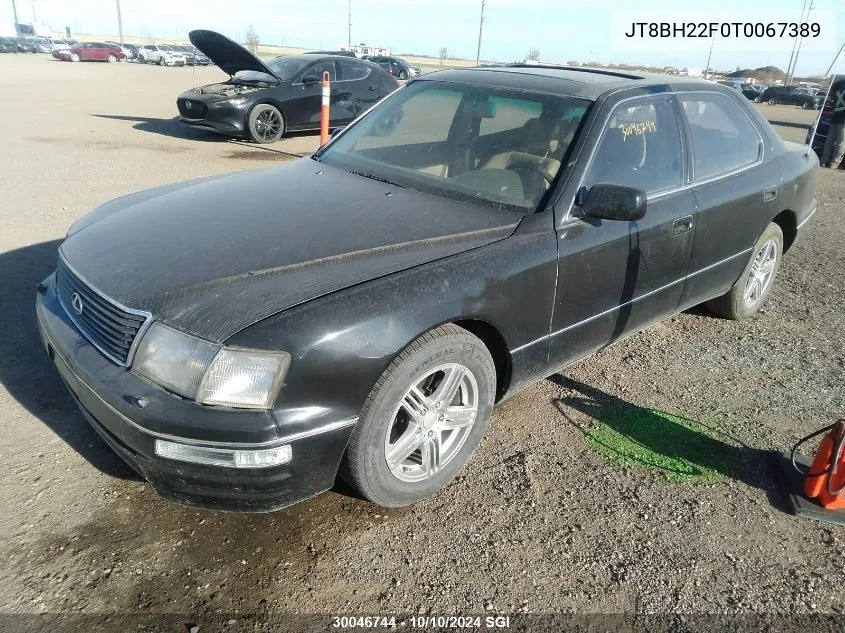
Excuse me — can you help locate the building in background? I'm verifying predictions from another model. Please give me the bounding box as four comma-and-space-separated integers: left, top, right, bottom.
338, 43, 391, 58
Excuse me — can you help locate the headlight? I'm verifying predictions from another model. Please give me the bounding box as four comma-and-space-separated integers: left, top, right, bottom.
133, 322, 290, 409
209, 96, 248, 108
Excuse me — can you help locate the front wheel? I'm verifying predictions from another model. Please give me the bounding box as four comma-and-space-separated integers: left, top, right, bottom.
802, 101, 811, 110
70, 52, 80, 62
398, 69, 408, 80
137, 55, 145, 63
107, 54, 117, 63
247, 104, 285, 143
340, 324, 496, 507
706, 222, 783, 320
768, 97, 777, 105
158, 57, 165, 66
753, 96, 761, 103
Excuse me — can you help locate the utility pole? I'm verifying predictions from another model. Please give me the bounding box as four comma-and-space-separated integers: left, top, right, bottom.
704, 36, 715, 79
30, 0, 36, 22
785, 0, 807, 85
348, 0, 351, 48
475, 0, 485, 66
116, 0, 124, 45
788, 0, 814, 85
11, 0, 19, 33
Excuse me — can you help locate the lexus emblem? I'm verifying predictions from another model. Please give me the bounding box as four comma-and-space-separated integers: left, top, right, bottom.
71, 293, 83, 315
186, 101, 192, 110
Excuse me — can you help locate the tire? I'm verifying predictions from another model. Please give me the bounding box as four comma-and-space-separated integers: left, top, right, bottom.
768, 97, 777, 105
802, 101, 811, 110
247, 104, 285, 143
753, 96, 761, 103
137, 55, 145, 64
158, 57, 165, 66
705, 222, 784, 320
70, 52, 79, 62
340, 324, 496, 507
398, 69, 408, 80
107, 54, 116, 63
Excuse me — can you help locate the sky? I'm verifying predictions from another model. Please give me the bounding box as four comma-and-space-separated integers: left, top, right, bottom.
6, 0, 845, 76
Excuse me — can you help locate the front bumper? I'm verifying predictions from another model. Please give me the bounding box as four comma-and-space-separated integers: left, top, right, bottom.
35, 273, 356, 512
178, 100, 248, 136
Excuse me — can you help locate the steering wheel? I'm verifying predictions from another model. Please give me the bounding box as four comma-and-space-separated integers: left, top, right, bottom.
506, 159, 555, 201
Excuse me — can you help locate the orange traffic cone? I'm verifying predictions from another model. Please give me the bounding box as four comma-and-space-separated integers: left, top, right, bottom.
804, 421, 845, 510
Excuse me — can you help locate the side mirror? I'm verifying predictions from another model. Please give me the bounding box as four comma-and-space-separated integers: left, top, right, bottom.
582, 183, 647, 222
330, 126, 344, 138
301, 74, 320, 85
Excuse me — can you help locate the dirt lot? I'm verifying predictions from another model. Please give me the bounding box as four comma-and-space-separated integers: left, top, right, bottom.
1, 54, 844, 629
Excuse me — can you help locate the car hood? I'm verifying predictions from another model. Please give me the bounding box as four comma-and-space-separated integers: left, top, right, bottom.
60, 159, 521, 342
189, 29, 277, 78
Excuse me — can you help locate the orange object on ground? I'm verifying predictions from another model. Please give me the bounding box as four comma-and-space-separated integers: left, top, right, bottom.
320, 70, 330, 145
804, 421, 845, 509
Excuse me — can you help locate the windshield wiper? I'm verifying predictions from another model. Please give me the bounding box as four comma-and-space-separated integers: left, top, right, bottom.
347, 170, 405, 188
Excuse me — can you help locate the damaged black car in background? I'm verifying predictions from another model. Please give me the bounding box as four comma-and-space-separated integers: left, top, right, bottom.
177, 30, 399, 143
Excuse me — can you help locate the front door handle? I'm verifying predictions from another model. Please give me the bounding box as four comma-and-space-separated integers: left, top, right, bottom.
673, 215, 694, 235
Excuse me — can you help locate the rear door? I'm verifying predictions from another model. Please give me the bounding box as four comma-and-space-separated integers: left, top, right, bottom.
335, 60, 380, 122
89, 43, 107, 61
676, 91, 773, 307
549, 94, 696, 367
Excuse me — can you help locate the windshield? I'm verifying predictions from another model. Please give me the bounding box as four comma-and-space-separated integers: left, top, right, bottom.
317, 80, 591, 211
265, 56, 312, 81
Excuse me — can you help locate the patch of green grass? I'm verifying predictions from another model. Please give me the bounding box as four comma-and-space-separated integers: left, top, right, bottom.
585, 408, 738, 484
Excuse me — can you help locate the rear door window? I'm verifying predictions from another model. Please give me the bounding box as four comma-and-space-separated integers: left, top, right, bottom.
584, 96, 684, 195
680, 94, 762, 181
338, 61, 370, 81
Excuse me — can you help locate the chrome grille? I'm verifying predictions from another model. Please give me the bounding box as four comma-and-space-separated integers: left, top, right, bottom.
56, 257, 151, 366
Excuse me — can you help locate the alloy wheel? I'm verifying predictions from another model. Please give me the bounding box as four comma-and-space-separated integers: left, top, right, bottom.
255, 109, 282, 141
743, 239, 777, 307
384, 363, 479, 483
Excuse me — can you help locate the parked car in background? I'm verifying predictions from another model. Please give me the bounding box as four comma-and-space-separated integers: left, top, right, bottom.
364, 55, 420, 79
177, 30, 398, 143
173, 44, 209, 65
49, 39, 74, 57
12, 37, 37, 52
809, 74, 845, 168
0, 37, 18, 53
717, 80, 762, 102
55, 42, 125, 63
761, 85, 821, 109
104, 41, 136, 60
305, 50, 358, 58
38, 65, 818, 513
137, 43, 186, 66
28, 37, 53, 53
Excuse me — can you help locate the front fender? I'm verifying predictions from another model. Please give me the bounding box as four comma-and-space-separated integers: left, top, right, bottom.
225, 212, 558, 436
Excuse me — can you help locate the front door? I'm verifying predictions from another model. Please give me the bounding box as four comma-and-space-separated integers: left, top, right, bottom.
550, 94, 696, 367
289, 61, 338, 128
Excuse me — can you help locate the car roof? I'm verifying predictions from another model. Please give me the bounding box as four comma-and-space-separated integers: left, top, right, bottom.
416, 64, 714, 100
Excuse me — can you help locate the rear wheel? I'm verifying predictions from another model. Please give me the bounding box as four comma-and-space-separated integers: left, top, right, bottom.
802, 100, 811, 110
340, 324, 496, 507
706, 222, 783, 320
158, 57, 165, 66
247, 104, 285, 143
768, 97, 777, 105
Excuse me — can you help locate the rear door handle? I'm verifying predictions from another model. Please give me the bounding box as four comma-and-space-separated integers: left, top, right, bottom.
673, 215, 694, 235
763, 186, 777, 202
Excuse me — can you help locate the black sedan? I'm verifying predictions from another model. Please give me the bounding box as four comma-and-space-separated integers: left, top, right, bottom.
36, 65, 818, 512
177, 30, 398, 143
0, 37, 18, 53
761, 85, 822, 109
365, 55, 421, 80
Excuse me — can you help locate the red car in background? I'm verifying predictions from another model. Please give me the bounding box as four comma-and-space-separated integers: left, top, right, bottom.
55, 42, 125, 63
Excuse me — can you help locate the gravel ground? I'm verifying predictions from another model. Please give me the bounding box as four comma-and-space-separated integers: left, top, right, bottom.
0, 54, 844, 629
